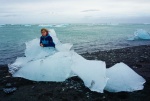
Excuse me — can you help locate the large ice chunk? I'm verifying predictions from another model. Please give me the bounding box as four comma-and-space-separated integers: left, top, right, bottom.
105, 62, 146, 92
13, 52, 73, 82
49, 29, 60, 45
71, 58, 108, 93
25, 38, 56, 60
49, 29, 73, 52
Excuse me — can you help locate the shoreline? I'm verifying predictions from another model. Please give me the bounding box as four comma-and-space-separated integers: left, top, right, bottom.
1, 44, 150, 66
81, 45, 150, 79
0, 45, 150, 101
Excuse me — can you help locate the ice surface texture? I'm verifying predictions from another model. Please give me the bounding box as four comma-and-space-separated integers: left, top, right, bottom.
8, 29, 146, 93
105, 63, 145, 92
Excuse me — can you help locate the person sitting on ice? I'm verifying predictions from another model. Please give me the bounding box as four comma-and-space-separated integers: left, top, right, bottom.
40, 28, 55, 48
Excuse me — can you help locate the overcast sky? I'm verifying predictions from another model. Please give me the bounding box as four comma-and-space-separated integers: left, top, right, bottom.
0, 0, 150, 24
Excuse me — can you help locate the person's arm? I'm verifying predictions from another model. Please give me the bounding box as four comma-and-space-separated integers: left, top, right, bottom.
40, 37, 44, 47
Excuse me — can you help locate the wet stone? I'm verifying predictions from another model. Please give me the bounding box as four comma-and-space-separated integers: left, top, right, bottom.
3, 87, 17, 94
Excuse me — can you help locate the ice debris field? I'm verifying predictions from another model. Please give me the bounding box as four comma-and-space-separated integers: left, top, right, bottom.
8, 29, 146, 93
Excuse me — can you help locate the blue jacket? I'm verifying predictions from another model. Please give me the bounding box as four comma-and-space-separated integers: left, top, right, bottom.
40, 34, 55, 47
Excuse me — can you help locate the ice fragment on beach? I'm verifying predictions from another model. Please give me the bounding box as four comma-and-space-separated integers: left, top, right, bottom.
25, 38, 56, 60
49, 29, 73, 51
128, 29, 150, 40
71, 58, 108, 93
105, 62, 146, 92
8, 64, 20, 74
3, 87, 17, 94
13, 51, 75, 81
5, 83, 12, 87
9, 29, 74, 81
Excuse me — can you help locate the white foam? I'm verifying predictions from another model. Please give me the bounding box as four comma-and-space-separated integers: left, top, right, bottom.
38, 24, 69, 27
54, 24, 69, 27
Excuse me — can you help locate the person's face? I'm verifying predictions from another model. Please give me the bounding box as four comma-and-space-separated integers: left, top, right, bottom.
41, 30, 47, 36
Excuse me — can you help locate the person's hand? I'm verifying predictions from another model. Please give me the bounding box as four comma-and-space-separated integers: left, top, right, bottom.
40, 43, 44, 47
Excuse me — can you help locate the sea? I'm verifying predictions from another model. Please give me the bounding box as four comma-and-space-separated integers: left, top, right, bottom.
0, 23, 150, 65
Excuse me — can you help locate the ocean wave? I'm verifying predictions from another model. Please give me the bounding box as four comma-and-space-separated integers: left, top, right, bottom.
38, 24, 53, 27
38, 24, 69, 27
86, 23, 119, 26
53, 24, 69, 27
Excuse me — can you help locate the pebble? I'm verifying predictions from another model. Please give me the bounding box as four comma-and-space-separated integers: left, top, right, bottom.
3, 87, 17, 94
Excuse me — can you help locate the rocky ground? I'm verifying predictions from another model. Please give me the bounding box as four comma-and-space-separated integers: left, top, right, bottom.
0, 45, 150, 101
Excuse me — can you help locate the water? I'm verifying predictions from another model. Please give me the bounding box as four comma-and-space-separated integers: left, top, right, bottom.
0, 23, 150, 65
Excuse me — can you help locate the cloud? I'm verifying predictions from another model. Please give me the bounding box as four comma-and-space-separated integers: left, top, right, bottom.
0, 14, 18, 17
81, 9, 100, 12
0, 0, 150, 24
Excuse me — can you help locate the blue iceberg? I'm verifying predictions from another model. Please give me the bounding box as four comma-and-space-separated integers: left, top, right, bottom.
128, 29, 150, 40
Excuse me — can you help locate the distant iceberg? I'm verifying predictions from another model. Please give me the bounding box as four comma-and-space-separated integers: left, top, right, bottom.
0, 24, 5, 27
128, 29, 150, 40
38, 24, 53, 27
8, 29, 146, 93
24, 24, 31, 27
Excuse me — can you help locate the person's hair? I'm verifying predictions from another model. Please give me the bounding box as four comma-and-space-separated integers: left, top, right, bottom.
41, 28, 49, 35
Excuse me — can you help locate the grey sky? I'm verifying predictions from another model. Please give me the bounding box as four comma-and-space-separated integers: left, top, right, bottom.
0, 0, 150, 24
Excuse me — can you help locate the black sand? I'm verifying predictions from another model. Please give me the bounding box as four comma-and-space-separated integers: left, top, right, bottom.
0, 45, 150, 101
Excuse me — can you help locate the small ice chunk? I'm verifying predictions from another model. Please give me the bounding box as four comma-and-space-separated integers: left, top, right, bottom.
134, 29, 150, 39
128, 29, 150, 40
3, 87, 17, 94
